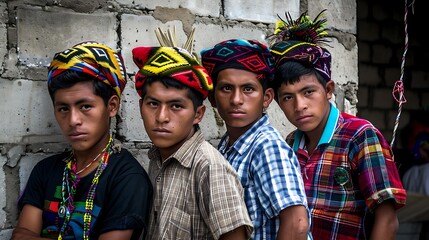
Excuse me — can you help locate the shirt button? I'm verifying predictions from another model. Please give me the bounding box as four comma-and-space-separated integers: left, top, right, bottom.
156, 176, 161, 182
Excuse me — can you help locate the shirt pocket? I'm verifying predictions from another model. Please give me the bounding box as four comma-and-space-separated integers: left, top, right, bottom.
164, 207, 191, 240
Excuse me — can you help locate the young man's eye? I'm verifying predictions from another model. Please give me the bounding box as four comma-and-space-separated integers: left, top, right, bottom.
81, 105, 92, 110
220, 85, 232, 91
146, 101, 158, 107
57, 107, 69, 112
171, 104, 183, 110
282, 95, 292, 101
243, 87, 254, 92
304, 90, 314, 96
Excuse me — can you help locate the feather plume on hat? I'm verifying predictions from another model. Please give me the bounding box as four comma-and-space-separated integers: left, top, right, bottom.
268, 9, 332, 81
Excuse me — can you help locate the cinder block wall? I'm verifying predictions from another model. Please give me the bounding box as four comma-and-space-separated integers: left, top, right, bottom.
0, 0, 357, 236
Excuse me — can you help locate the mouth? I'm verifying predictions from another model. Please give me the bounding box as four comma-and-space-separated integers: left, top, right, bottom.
296, 115, 312, 122
153, 128, 171, 134
228, 110, 246, 116
68, 132, 86, 140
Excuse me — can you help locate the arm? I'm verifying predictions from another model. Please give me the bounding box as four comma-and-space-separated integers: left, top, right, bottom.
219, 226, 247, 240
99, 229, 133, 240
277, 205, 309, 240
12, 204, 50, 240
370, 201, 398, 240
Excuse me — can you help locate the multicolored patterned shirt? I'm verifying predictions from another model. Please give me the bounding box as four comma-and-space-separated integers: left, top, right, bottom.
219, 114, 311, 240
286, 104, 407, 240
147, 127, 253, 239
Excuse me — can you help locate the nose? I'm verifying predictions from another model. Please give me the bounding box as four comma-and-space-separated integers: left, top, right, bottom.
69, 108, 82, 126
156, 105, 170, 123
231, 89, 244, 105
294, 95, 307, 112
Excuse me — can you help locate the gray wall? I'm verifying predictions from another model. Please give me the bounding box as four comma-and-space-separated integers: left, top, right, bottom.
0, 0, 357, 237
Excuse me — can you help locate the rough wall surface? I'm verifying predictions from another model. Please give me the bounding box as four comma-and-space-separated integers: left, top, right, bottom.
0, 0, 357, 236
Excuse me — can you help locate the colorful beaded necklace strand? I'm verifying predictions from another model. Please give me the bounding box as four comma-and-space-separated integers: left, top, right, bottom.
58, 136, 113, 239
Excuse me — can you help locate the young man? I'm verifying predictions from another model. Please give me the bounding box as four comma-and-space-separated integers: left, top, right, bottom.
12, 42, 153, 240
269, 11, 407, 239
132, 45, 253, 240
201, 39, 311, 240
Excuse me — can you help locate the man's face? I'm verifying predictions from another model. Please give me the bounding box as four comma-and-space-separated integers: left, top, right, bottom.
139, 81, 204, 160
53, 81, 117, 155
276, 74, 334, 136
213, 68, 273, 137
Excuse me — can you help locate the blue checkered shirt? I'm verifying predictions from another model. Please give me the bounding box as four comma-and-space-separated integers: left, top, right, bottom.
218, 114, 311, 240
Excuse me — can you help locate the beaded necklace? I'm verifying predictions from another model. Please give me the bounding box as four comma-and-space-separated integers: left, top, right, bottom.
58, 136, 112, 240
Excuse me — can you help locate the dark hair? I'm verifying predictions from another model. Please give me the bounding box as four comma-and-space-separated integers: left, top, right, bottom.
140, 77, 204, 111
271, 61, 327, 99
48, 70, 115, 106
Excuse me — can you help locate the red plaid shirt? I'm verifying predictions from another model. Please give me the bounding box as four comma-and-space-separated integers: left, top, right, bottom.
286, 105, 406, 240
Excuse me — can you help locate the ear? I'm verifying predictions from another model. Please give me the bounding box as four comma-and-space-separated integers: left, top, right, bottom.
325, 80, 335, 100
263, 88, 274, 109
108, 95, 120, 117
193, 104, 206, 125
207, 91, 217, 108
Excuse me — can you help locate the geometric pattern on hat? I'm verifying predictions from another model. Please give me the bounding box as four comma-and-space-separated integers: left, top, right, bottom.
47, 41, 127, 97
270, 40, 331, 81
132, 46, 213, 99
200, 39, 274, 82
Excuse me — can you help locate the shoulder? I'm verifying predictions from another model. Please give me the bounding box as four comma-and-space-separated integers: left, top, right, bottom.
192, 141, 238, 173
106, 148, 149, 177
31, 152, 68, 172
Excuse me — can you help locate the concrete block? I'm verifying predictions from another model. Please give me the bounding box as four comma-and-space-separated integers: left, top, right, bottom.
119, 0, 221, 17
358, 63, 383, 86
224, 0, 299, 23
422, 92, 429, 110
118, 80, 150, 142
0, 155, 7, 230
193, 22, 268, 54
328, 38, 358, 86
373, 44, 393, 64
411, 70, 429, 89
266, 102, 296, 139
358, 21, 380, 42
357, 109, 385, 131
402, 90, 420, 110
18, 153, 47, 193
308, 0, 357, 34
0, 229, 13, 240
373, 88, 394, 109
17, 6, 117, 67
0, 2, 7, 74
385, 67, 401, 87
121, 14, 189, 74
357, 86, 368, 108
0, 79, 63, 144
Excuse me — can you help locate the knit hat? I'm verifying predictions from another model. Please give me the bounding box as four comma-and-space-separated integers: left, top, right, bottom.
269, 10, 332, 82
132, 46, 213, 99
48, 41, 127, 97
200, 39, 274, 82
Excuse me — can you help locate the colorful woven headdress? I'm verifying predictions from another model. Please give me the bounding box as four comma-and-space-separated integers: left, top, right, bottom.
200, 39, 274, 83
269, 10, 332, 81
47, 41, 127, 97
132, 28, 213, 99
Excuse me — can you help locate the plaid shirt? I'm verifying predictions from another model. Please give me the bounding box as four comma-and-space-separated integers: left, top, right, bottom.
287, 104, 406, 240
219, 114, 311, 240
147, 128, 253, 240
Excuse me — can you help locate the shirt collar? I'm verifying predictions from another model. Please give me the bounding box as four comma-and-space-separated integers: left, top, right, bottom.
292, 103, 339, 151
148, 126, 204, 168
219, 114, 270, 155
